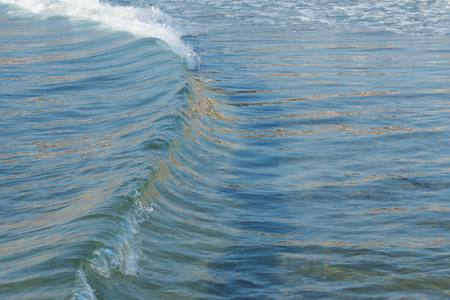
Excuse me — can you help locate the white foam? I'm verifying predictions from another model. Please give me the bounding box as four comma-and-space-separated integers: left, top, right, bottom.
1, 0, 198, 68
89, 248, 119, 278
73, 271, 97, 300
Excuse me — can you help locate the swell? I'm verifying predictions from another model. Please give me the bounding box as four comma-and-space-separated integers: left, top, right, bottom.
74, 72, 244, 299
0, 8, 194, 298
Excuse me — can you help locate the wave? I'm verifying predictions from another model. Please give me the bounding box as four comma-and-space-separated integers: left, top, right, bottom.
2, 0, 449, 298
0, 5, 198, 297
1, 0, 199, 68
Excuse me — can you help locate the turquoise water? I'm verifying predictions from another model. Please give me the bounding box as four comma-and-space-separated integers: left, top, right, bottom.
1, 0, 449, 299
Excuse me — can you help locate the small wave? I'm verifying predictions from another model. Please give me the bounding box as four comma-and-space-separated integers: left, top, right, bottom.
1, 0, 198, 68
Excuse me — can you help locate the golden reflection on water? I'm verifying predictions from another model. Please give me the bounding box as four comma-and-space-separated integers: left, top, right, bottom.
289, 172, 449, 189
214, 182, 272, 190
365, 206, 450, 214
188, 73, 449, 145
275, 238, 450, 249
181, 111, 237, 146
188, 78, 246, 122
226, 124, 443, 139
0, 50, 86, 66
208, 88, 450, 107
253, 111, 362, 120
392, 158, 450, 163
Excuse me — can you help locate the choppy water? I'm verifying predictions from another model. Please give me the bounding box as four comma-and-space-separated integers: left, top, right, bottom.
1, 0, 449, 299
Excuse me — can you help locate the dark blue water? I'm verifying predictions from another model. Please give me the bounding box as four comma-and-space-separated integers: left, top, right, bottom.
1, 0, 449, 299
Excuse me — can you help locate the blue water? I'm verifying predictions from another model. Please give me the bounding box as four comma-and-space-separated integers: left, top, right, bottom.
1, 0, 449, 299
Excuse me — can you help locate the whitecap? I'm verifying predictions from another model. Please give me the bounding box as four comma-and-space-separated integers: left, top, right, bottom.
1, 0, 199, 68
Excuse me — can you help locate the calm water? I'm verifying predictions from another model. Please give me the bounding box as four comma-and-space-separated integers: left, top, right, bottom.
1, 0, 449, 299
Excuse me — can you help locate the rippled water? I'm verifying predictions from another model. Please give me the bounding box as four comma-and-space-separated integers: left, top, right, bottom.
1, 0, 449, 299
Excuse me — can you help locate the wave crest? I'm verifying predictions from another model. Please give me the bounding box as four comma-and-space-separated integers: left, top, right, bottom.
2, 0, 198, 68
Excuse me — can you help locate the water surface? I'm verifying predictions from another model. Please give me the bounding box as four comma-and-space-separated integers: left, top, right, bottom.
1, 0, 449, 299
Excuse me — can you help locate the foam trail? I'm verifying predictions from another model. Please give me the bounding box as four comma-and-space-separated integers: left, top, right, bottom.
1, 0, 198, 68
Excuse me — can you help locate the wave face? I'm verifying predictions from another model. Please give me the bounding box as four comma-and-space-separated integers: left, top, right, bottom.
1, 0, 450, 299
0, 5, 189, 298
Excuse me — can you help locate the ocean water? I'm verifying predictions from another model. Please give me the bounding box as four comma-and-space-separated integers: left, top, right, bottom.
1, 0, 449, 299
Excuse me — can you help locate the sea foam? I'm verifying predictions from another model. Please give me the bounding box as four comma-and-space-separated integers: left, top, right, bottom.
2, 0, 198, 68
